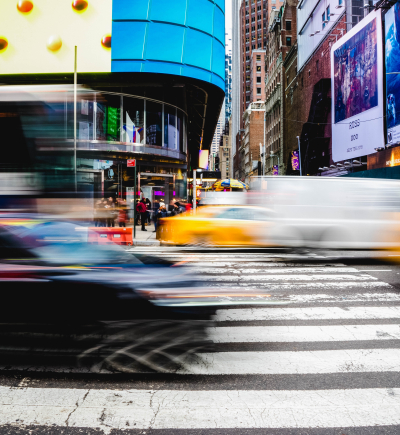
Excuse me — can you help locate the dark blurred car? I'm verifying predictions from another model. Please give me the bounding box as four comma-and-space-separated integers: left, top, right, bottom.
0, 224, 214, 373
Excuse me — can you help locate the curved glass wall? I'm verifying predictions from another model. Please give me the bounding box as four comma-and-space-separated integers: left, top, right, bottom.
21, 89, 187, 159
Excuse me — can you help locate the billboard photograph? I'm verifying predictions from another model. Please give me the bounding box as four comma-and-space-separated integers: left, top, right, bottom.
331, 10, 385, 162
385, 3, 400, 145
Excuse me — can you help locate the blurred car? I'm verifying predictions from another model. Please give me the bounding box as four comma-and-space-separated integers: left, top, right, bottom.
0, 224, 215, 373
157, 205, 275, 246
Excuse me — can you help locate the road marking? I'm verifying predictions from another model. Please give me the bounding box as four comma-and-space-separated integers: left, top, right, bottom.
179, 349, 400, 375
360, 270, 392, 272
208, 324, 400, 343
1, 386, 400, 429
202, 274, 377, 281
215, 306, 400, 321
193, 267, 361, 274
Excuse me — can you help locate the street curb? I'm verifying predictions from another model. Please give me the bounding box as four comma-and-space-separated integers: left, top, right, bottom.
131, 240, 160, 246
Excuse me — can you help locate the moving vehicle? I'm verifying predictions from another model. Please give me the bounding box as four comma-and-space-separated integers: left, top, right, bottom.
157, 205, 274, 246
251, 176, 400, 249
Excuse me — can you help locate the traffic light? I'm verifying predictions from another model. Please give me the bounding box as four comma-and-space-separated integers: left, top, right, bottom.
215, 155, 220, 170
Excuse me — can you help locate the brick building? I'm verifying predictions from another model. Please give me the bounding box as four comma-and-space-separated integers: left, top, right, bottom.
239, 0, 270, 123
265, 0, 297, 175
242, 101, 265, 183
285, 15, 347, 175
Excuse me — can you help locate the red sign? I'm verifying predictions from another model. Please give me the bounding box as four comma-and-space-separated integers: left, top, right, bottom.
127, 159, 136, 167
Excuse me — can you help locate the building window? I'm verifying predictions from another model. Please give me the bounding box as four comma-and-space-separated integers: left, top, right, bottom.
316, 59, 319, 72
246, 86, 250, 91
257, 88, 261, 94
257, 76, 262, 83
258, 43, 262, 48
286, 20, 291, 31
246, 96, 250, 101
256, 55, 261, 61
322, 12, 326, 29
286, 37, 292, 46
327, 5, 330, 21
257, 65, 261, 71
252, 44, 256, 49
338, 0, 343, 4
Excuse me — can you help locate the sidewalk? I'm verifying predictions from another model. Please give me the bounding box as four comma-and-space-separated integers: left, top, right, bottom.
130, 223, 160, 246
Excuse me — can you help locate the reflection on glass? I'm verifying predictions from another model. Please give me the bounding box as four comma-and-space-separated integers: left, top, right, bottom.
177, 112, 184, 152
164, 105, 177, 149
123, 98, 144, 144
146, 101, 162, 146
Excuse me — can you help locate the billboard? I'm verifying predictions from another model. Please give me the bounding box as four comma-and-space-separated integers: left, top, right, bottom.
385, 3, 400, 145
0, 0, 112, 75
199, 150, 209, 169
331, 10, 385, 162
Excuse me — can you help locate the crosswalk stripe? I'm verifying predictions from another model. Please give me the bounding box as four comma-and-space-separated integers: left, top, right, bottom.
205, 282, 392, 290
1, 386, 399, 429
193, 267, 361, 273
200, 274, 377, 281
178, 349, 400, 375
208, 324, 400, 343
263, 291, 400, 303
215, 306, 400, 321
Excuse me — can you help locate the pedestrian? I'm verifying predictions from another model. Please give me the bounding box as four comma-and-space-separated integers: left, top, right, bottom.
145, 198, 151, 225
118, 207, 127, 227
106, 197, 116, 227
136, 198, 147, 231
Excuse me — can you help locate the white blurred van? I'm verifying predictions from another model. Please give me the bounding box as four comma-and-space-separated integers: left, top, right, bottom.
250, 176, 400, 250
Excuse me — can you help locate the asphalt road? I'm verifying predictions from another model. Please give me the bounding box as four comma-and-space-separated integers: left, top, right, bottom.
1, 247, 400, 435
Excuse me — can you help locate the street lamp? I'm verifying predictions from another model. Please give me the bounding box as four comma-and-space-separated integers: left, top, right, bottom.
296, 136, 303, 176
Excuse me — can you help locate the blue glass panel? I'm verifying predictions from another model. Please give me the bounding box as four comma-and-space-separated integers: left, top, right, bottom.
112, 22, 147, 60
182, 65, 212, 83
184, 28, 212, 71
150, 0, 187, 25
214, 0, 225, 13
211, 74, 225, 90
212, 39, 225, 79
144, 61, 182, 75
112, 0, 150, 20
213, 6, 225, 44
186, 0, 214, 35
146, 22, 185, 63
112, 60, 143, 72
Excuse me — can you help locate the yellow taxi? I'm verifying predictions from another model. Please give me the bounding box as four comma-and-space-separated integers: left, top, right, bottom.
157, 205, 274, 247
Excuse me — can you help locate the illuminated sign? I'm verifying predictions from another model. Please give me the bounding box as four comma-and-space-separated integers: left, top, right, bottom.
331, 10, 385, 162
291, 151, 300, 171
0, 0, 112, 75
199, 150, 209, 169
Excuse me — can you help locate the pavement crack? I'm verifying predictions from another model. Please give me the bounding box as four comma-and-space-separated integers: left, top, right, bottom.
65, 389, 90, 427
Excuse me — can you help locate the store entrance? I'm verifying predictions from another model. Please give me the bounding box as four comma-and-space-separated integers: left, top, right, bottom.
139, 173, 174, 211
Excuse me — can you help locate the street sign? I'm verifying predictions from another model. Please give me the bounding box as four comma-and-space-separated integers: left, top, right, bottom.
200, 171, 221, 179
127, 159, 136, 167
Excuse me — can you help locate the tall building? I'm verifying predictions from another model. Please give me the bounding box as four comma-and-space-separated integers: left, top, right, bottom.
0, 0, 225, 202
231, 0, 242, 177
211, 104, 226, 156
225, 52, 232, 122
239, 0, 270, 127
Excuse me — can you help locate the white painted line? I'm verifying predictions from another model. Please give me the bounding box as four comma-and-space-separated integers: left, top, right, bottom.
1, 386, 400, 429
202, 274, 377, 282
360, 270, 392, 272
188, 262, 347, 266
215, 306, 400, 322
193, 267, 360, 274
284, 291, 400, 303
179, 349, 400, 375
208, 324, 400, 343
206, 282, 393, 291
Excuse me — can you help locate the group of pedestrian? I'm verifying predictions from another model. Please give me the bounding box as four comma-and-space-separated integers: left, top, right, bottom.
94, 196, 189, 231
94, 197, 127, 227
